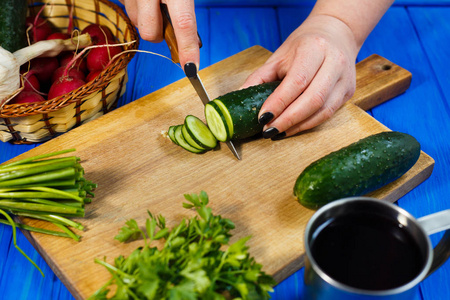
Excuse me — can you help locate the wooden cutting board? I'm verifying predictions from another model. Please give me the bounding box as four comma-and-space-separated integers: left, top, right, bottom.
10, 46, 434, 299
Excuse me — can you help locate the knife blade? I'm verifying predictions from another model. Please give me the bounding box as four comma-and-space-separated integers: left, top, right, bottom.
160, 4, 241, 160
184, 63, 241, 160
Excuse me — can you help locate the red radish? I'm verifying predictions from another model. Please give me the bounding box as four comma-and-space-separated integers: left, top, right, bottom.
47, 32, 71, 40
23, 73, 41, 91
48, 77, 86, 99
85, 70, 102, 82
81, 24, 114, 44
59, 52, 87, 73
29, 57, 60, 86
86, 44, 123, 71
9, 90, 45, 104
52, 66, 86, 83
26, 16, 53, 42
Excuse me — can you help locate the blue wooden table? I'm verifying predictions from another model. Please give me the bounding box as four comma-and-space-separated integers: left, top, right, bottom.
1, 1, 450, 299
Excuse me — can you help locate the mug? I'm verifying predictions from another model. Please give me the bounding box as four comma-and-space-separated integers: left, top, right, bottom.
303, 197, 450, 300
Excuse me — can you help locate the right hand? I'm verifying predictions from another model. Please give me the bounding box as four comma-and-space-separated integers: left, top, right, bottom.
119, 0, 200, 70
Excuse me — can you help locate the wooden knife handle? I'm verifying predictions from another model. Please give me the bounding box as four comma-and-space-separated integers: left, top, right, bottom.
161, 3, 180, 63
350, 54, 412, 110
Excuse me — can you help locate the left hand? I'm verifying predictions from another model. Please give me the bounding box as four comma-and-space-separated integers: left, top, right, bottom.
241, 14, 359, 140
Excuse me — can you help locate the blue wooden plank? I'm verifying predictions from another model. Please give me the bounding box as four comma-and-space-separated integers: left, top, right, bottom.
0, 226, 12, 284
209, 7, 280, 65
405, 6, 450, 300
359, 6, 450, 300
0, 228, 73, 299
278, 7, 312, 41
409, 7, 450, 103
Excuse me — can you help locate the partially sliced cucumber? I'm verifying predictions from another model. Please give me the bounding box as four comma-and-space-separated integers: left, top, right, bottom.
212, 99, 234, 139
181, 123, 206, 150
205, 102, 229, 142
168, 125, 180, 145
174, 125, 205, 153
184, 115, 218, 150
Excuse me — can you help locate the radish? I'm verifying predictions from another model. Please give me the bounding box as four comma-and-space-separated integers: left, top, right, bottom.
86, 70, 102, 82
48, 76, 86, 99
47, 32, 71, 40
22, 72, 40, 92
81, 24, 114, 44
29, 57, 60, 85
1, 34, 92, 106
59, 51, 87, 73
10, 90, 45, 104
86, 43, 122, 71
51, 66, 86, 83
26, 16, 53, 43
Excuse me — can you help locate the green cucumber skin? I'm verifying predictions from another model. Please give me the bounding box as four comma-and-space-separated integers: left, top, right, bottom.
215, 81, 280, 140
294, 131, 421, 210
0, 0, 27, 52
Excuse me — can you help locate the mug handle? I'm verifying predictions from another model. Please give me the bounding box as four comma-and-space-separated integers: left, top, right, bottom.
417, 209, 450, 276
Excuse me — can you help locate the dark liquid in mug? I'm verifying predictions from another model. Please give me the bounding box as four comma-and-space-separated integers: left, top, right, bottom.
310, 213, 426, 290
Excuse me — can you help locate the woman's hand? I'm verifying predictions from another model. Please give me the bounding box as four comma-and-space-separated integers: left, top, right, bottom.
242, 14, 359, 140
119, 0, 200, 69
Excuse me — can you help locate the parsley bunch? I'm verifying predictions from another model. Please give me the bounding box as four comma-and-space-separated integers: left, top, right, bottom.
90, 191, 275, 300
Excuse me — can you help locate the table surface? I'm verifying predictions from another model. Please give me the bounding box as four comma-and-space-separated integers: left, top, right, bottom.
1, 1, 449, 299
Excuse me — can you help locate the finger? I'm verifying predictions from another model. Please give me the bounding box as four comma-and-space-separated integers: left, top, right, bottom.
284, 82, 351, 137
167, 0, 200, 68
123, 0, 138, 25
240, 61, 280, 89
135, 0, 164, 43
263, 60, 341, 137
257, 52, 324, 126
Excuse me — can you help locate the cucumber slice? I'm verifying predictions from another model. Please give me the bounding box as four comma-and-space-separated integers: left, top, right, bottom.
184, 115, 218, 150
168, 125, 180, 145
174, 125, 205, 153
212, 99, 234, 139
205, 102, 229, 142
181, 123, 206, 150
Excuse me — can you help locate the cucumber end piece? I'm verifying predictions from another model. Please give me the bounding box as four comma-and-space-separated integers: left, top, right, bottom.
205, 103, 229, 142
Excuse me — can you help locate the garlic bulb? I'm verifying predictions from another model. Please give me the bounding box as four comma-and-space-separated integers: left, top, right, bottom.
0, 47, 20, 106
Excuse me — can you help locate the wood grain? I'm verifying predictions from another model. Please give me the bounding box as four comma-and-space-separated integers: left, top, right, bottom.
6, 46, 434, 299
351, 54, 412, 110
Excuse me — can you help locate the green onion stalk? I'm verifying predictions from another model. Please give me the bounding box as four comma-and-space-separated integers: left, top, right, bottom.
0, 149, 97, 275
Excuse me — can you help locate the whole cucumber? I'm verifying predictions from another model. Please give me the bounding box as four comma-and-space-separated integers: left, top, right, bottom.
294, 131, 421, 210
0, 0, 28, 52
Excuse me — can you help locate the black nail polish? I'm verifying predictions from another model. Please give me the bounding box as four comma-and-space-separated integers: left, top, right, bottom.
271, 132, 286, 141
259, 112, 274, 125
184, 63, 197, 78
263, 127, 279, 139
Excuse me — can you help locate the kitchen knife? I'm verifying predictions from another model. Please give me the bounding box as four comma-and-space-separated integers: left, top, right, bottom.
160, 4, 241, 160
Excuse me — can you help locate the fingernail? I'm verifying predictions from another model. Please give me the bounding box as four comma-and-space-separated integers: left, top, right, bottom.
259, 112, 274, 125
184, 62, 197, 77
263, 127, 279, 139
271, 132, 286, 141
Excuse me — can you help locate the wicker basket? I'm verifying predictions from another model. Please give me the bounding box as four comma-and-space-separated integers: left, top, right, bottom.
0, 0, 139, 144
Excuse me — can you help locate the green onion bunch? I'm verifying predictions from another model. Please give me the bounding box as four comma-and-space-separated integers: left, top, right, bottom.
0, 149, 96, 241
